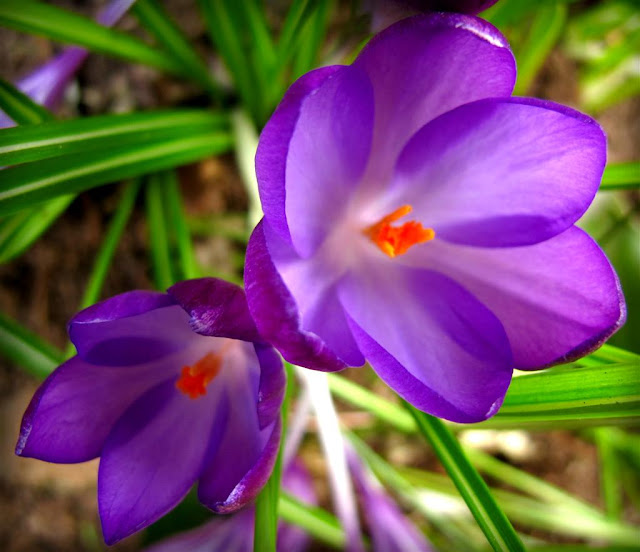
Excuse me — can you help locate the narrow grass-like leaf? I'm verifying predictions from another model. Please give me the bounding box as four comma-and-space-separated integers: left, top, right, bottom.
513, 3, 567, 95
0, 0, 192, 78
0, 109, 227, 165
197, 0, 263, 124
402, 467, 640, 545
163, 172, 199, 280
131, 0, 220, 96
0, 195, 74, 263
291, 0, 332, 80
0, 78, 54, 126
595, 428, 623, 519
79, 180, 140, 309
600, 162, 640, 190
279, 493, 344, 550
146, 175, 176, 290
405, 405, 525, 552
0, 312, 62, 379
0, 130, 233, 215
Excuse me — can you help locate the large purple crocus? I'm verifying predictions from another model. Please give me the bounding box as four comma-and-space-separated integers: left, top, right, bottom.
16, 278, 284, 545
244, 13, 625, 423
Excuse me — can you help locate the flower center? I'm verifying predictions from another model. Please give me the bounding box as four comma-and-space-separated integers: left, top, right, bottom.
176, 349, 226, 399
364, 204, 435, 257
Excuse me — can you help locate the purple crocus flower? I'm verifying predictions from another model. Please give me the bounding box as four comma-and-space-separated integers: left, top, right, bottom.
244, 13, 625, 423
347, 447, 434, 552
16, 278, 284, 545
144, 460, 316, 552
0, 0, 135, 128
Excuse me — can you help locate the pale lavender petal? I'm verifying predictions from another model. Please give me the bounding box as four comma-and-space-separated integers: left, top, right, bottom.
285, 65, 374, 257
245, 221, 360, 371
69, 292, 196, 366
98, 380, 225, 544
390, 97, 606, 246
15, 356, 169, 463
402, 226, 626, 369
353, 13, 515, 187
256, 66, 342, 242
348, 447, 434, 552
340, 262, 512, 422
168, 278, 260, 343
198, 356, 281, 513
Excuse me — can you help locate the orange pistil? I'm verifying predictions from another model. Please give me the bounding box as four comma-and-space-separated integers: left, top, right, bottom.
176, 351, 224, 399
364, 204, 435, 258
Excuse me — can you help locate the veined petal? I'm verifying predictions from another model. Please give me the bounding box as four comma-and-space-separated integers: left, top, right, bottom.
353, 13, 515, 187
340, 263, 512, 422
98, 380, 225, 544
255, 342, 286, 429
16, 355, 168, 463
69, 291, 196, 366
245, 221, 362, 371
285, 65, 374, 258
391, 97, 606, 246
256, 66, 343, 242
168, 278, 260, 343
402, 226, 626, 369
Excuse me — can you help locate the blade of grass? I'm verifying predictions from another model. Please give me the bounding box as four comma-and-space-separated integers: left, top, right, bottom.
291, 0, 332, 80
0, 0, 192, 79
0, 109, 228, 165
278, 493, 344, 550
197, 0, 262, 124
0, 130, 233, 215
145, 174, 176, 290
0, 312, 62, 379
595, 428, 623, 520
404, 404, 525, 552
162, 171, 199, 280
600, 162, 640, 191
0, 77, 54, 126
131, 0, 220, 97
513, 3, 567, 95
0, 195, 74, 263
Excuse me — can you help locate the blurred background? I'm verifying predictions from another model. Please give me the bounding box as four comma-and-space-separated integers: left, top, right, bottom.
0, 0, 638, 550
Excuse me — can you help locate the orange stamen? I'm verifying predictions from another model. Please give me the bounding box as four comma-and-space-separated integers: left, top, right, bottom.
364, 205, 435, 258
176, 351, 223, 399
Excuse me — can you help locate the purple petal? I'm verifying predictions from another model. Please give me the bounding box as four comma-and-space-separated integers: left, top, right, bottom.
353, 13, 515, 187
348, 447, 434, 552
256, 66, 343, 243
98, 380, 225, 544
144, 509, 254, 552
168, 278, 260, 343
277, 460, 317, 552
69, 292, 196, 366
255, 343, 286, 429
390, 97, 606, 246
15, 355, 169, 463
245, 220, 361, 371
285, 65, 374, 257
340, 262, 513, 422
402, 226, 626, 369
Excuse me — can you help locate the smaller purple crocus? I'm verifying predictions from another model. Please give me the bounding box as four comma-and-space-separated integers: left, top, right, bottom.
144, 460, 316, 552
16, 278, 284, 545
0, 0, 135, 128
347, 446, 434, 552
